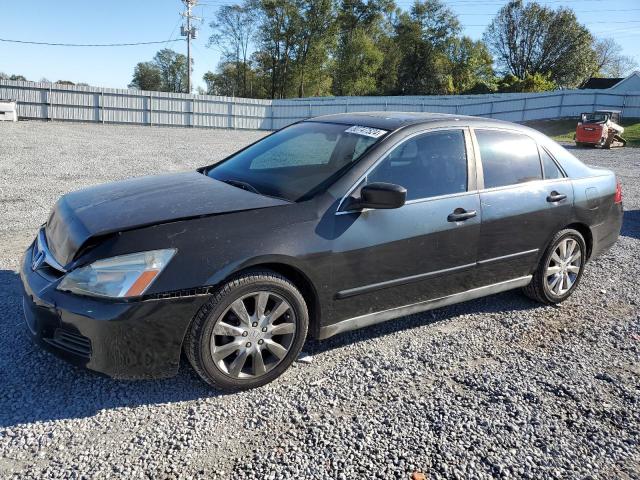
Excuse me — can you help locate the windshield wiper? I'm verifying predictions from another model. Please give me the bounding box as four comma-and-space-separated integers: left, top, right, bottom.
221, 179, 261, 195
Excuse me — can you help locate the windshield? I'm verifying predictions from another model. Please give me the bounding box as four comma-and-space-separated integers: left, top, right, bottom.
207, 122, 386, 201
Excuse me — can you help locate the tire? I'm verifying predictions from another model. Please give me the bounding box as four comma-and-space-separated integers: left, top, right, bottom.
523, 229, 587, 305
184, 270, 309, 390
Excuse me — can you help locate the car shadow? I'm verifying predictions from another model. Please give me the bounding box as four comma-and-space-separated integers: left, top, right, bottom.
622, 209, 640, 240
1, 268, 539, 428
0, 269, 220, 428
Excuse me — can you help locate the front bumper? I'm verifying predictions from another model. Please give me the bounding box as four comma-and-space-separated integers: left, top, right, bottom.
20, 242, 210, 379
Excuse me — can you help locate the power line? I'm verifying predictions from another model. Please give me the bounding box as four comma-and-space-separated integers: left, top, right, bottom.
0, 38, 183, 47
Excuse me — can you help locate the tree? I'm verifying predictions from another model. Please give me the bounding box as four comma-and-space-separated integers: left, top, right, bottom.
129, 62, 163, 91
129, 49, 189, 93
332, 0, 394, 96
55, 80, 75, 85
484, 0, 595, 88
208, 2, 258, 97
9, 74, 27, 81
204, 62, 262, 96
394, 0, 460, 95
291, 0, 336, 97
153, 49, 189, 93
447, 37, 494, 94
254, 0, 301, 98
590, 38, 638, 79
334, 28, 384, 95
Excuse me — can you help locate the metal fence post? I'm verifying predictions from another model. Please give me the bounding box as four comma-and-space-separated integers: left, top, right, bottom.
227, 101, 233, 129
101, 91, 105, 124
270, 103, 275, 130
558, 92, 565, 118
48, 83, 53, 121
148, 94, 153, 126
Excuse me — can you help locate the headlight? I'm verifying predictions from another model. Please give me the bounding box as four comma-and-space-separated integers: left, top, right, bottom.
57, 249, 176, 298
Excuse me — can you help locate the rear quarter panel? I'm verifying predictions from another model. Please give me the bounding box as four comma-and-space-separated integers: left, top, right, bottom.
571, 171, 622, 258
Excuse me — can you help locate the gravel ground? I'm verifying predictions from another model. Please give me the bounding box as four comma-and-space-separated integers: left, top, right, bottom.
0, 121, 639, 479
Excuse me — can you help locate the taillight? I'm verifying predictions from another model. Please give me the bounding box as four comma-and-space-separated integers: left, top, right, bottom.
614, 179, 623, 204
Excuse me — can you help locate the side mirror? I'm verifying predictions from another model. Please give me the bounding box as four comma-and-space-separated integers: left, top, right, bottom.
344, 182, 407, 211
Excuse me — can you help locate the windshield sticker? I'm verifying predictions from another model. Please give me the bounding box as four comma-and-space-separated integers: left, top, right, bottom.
345, 125, 388, 138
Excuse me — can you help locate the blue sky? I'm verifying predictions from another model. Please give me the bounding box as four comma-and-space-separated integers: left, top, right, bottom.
1, 0, 639, 92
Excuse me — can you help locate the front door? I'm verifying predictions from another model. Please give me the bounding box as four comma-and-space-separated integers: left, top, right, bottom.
330, 128, 481, 322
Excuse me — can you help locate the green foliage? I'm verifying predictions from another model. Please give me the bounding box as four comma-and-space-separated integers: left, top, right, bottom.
119, 0, 627, 98
497, 73, 556, 93
129, 61, 163, 91
448, 37, 494, 94
129, 49, 188, 93
153, 49, 189, 93
334, 28, 384, 96
393, 1, 460, 95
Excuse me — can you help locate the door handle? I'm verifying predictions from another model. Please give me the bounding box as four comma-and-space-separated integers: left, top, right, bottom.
547, 191, 567, 203
447, 208, 477, 222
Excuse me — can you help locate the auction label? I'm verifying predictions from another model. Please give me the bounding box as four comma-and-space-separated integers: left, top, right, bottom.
345, 125, 388, 138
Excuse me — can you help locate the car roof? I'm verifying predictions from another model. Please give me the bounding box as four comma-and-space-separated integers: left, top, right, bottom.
305, 111, 520, 132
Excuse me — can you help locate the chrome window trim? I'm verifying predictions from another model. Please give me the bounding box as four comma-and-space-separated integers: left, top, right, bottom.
476, 177, 572, 195
35, 227, 66, 273
335, 126, 471, 215
539, 144, 568, 179
471, 126, 546, 190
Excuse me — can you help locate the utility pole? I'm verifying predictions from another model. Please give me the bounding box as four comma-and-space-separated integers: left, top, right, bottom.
181, 0, 199, 93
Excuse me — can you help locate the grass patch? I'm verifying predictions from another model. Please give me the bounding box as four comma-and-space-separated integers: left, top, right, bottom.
525, 117, 640, 147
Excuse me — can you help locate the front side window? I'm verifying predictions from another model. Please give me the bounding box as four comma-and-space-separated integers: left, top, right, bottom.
475, 130, 542, 189
366, 130, 468, 201
207, 122, 385, 201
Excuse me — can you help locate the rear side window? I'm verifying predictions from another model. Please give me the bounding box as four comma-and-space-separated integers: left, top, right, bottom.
539, 147, 564, 179
367, 130, 467, 201
476, 130, 542, 189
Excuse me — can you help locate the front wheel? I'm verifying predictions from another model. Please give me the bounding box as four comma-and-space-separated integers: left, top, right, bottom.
184, 270, 309, 390
523, 229, 587, 304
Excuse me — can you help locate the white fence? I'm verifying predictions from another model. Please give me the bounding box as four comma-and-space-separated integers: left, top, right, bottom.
1, 79, 639, 130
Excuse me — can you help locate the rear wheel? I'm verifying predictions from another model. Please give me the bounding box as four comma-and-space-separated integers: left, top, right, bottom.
523, 229, 586, 304
184, 271, 308, 390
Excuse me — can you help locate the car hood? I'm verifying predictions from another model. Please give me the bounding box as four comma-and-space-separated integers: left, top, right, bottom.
45, 171, 289, 266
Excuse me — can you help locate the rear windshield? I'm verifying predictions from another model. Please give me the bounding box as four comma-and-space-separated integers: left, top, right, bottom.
582, 113, 608, 123
207, 122, 386, 201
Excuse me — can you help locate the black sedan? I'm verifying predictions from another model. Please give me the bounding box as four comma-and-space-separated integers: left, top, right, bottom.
21, 112, 623, 390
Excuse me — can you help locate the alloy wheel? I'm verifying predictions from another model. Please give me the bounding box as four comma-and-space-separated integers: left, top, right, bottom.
210, 291, 296, 379
545, 237, 582, 296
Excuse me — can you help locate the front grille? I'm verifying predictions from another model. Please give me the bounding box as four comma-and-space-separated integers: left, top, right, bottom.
31, 227, 66, 277
46, 328, 92, 358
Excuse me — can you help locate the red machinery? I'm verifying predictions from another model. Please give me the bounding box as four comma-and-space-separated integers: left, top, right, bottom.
575, 110, 626, 148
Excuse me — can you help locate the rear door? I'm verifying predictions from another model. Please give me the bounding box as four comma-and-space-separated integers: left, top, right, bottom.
330, 128, 481, 321
472, 128, 574, 284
